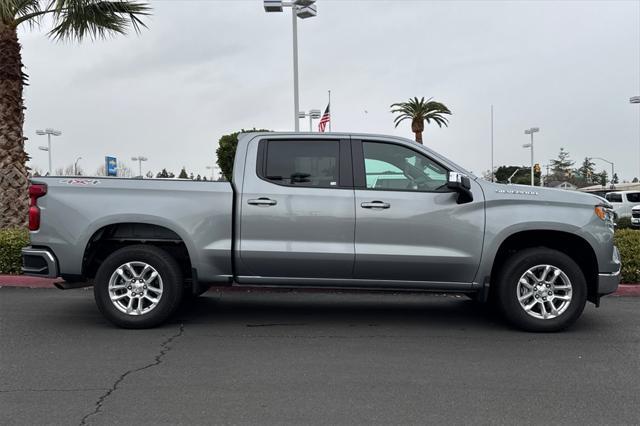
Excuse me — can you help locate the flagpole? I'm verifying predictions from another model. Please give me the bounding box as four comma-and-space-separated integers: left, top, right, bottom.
328, 90, 332, 132
491, 104, 494, 182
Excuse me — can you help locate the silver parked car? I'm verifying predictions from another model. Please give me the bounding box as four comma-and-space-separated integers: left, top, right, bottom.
22, 133, 620, 331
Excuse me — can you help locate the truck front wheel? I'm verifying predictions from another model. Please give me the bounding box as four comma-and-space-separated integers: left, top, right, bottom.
496, 248, 587, 332
94, 245, 184, 328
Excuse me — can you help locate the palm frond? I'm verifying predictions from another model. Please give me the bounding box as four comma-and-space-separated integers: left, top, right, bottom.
390, 96, 453, 135
49, 1, 150, 41
0, 0, 37, 23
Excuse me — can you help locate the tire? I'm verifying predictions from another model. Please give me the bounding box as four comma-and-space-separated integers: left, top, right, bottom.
496, 247, 587, 332
94, 245, 184, 329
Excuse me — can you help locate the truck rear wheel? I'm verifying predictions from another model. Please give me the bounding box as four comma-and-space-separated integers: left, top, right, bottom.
496, 248, 587, 332
94, 245, 184, 328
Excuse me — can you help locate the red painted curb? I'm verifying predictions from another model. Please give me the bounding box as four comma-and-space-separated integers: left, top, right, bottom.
1, 275, 640, 296
0, 275, 59, 288
612, 284, 640, 297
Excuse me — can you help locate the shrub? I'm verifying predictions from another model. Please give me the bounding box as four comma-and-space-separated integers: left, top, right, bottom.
0, 228, 29, 274
615, 217, 633, 230
215, 129, 271, 181
615, 229, 640, 283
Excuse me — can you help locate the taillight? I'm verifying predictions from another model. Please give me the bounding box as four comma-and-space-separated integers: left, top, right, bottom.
28, 183, 47, 231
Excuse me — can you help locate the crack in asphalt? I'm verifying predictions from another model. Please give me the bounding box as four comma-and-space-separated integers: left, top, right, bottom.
78, 323, 185, 426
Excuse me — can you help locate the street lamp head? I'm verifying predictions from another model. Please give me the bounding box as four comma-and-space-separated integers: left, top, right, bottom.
524, 127, 539, 135
38, 146, 49, 151
36, 130, 46, 135
264, 0, 283, 12
631, 96, 640, 104
298, 111, 307, 118
296, 4, 317, 19
44, 128, 61, 136
294, 0, 316, 6
522, 143, 532, 148
309, 109, 322, 118
140, 156, 148, 162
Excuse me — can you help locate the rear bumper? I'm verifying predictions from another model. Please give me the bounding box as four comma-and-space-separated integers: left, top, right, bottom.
21, 247, 59, 278
598, 246, 620, 295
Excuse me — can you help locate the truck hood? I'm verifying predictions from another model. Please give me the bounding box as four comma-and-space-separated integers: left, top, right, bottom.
477, 180, 608, 207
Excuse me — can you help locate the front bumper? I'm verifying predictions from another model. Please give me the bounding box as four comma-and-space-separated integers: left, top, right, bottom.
598, 246, 620, 295
21, 247, 59, 278
631, 217, 640, 227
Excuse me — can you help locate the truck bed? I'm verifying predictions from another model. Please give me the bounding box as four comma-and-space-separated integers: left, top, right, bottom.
28, 177, 234, 283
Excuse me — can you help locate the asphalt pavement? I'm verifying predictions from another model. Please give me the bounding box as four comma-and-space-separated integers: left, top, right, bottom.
1, 287, 639, 425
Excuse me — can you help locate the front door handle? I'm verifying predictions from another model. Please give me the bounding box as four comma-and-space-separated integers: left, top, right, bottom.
248, 198, 277, 206
361, 201, 390, 209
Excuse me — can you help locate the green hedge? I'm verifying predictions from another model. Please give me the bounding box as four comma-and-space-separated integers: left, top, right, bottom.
0, 228, 29, 274
615, 229, 640, 283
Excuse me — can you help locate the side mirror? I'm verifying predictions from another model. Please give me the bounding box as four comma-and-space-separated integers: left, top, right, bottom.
447, 172, 473, 204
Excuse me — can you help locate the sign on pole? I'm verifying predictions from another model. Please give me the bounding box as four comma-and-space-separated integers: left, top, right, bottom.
105, 156, 118, 177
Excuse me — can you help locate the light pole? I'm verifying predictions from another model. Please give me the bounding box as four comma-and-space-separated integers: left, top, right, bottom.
35, 128, 62, 175
264, 0, 318, 132
206, 165, 219, 180
523, 127, 539, 186
74, 156, 82, 175
298, 109, 322, 131
131, 156, 148, 177
589, 157, 615, 189
631, 96, 640, 178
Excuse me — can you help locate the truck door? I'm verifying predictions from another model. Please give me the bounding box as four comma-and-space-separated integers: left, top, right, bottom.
351, 139, 485, 285
237, 138, 355, 280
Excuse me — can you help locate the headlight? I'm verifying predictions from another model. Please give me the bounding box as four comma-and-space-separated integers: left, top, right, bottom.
594, 205, 613, 222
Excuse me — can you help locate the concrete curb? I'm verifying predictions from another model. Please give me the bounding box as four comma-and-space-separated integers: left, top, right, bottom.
1, 275, 640, 296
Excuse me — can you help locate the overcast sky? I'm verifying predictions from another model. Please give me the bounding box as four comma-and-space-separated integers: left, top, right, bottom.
20, 0, 640, 180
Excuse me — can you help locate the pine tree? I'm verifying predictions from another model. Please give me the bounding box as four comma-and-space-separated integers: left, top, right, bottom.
156, 168, 169, 178
599, 170, 608, 187
549, 148, 574, 181
576, 157, 596, 185
178, 167, 188, 179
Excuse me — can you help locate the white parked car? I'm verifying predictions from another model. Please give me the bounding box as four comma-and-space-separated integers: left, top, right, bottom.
605, 191, 640, 219
632, 205, 640, 227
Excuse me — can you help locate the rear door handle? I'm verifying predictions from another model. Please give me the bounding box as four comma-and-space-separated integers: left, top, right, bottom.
361, 201, 390, 209
248, 198, 277, 206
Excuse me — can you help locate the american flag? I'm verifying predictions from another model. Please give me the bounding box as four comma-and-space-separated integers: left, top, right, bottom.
318, 103, 330, 132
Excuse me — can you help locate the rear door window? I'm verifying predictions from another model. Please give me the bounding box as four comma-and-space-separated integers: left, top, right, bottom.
262, 140, 340, 188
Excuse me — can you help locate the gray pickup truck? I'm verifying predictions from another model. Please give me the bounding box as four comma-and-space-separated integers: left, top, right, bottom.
22, 132, 620, 331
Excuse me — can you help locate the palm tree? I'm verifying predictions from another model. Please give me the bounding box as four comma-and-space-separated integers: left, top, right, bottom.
0, 1, 150, 229
390, 97, 452, 144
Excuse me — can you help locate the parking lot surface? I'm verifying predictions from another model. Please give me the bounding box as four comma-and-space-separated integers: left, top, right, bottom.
1, 287, 639, 425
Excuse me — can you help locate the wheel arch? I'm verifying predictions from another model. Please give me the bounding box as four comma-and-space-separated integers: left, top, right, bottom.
488, 230, 599, 304
82, 221, 195, 282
